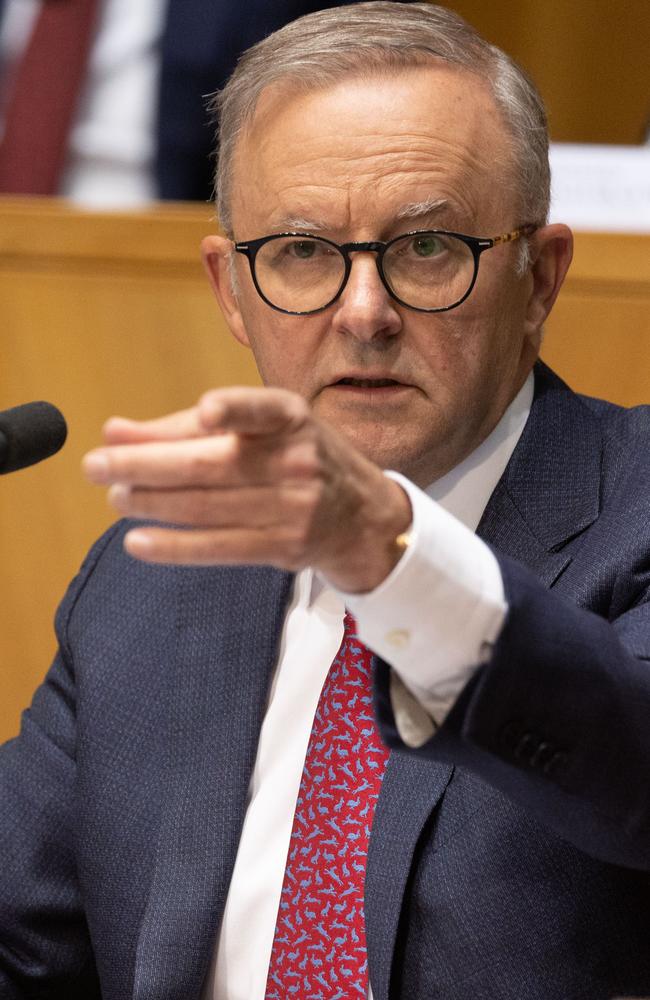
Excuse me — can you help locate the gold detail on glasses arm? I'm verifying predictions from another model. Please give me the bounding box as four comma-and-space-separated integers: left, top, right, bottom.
490, 223, 538, 246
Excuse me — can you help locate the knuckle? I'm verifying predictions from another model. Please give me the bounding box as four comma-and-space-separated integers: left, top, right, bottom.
186, 437, 235, 479
282, 439, 321, 479
187, 451, 214, 479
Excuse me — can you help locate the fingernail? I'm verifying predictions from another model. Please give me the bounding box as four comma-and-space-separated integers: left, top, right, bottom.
83, 451, 110, 483
103, 416, 131, 434
124, 530, 154, 556
108, 484, 130, 510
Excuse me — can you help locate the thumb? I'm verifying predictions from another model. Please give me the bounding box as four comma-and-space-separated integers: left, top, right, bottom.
198, 386, 310, 437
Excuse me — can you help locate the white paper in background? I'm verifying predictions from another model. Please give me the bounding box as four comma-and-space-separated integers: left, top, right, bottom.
549, 143, 650, 233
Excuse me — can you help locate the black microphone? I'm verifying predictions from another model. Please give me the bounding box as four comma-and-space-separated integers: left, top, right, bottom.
0, 401, 68, 475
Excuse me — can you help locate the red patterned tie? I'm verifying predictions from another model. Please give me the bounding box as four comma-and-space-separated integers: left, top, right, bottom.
0, 0, 100, 194
265, 612, 389, 1000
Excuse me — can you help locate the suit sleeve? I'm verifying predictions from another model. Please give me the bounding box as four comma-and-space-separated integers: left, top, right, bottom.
0, 527, 122, 998
374, 551, 650, 871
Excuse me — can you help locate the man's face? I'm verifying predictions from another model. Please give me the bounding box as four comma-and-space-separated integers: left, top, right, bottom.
208, 66, 542, 486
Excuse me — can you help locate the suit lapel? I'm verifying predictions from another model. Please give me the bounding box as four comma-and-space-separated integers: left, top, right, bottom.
133, 564, 293, 1000
476, 363, 602, 594
365, 752, 453, 1000
478, 362, 602, 561
365, 364, 603, 1000
477, 482, 572, 587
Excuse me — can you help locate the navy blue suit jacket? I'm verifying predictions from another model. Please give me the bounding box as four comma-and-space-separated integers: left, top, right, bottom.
1, 363, 650, 999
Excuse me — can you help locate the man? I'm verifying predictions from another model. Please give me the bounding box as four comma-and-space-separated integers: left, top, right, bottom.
1, 3, 649, 999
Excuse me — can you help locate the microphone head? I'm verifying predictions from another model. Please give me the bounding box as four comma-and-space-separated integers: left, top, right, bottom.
0, 401, 68, 474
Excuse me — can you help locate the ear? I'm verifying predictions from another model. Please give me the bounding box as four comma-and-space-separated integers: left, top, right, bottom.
200, 235, 252, 348
523, 223, 573, 338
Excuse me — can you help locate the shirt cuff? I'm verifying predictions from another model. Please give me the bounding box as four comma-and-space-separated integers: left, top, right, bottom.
335, 472, 508, 743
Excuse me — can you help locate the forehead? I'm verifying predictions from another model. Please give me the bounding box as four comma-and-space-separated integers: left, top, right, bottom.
230, 66, 516, 236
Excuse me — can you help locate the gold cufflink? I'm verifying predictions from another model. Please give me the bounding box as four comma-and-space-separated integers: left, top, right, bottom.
395, 530, 412, 553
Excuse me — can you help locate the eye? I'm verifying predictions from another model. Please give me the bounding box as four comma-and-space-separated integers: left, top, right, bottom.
411, 234, 444, 257
289, 240, 318, 259
261, 236, 339, 273
285, 240, 329, 260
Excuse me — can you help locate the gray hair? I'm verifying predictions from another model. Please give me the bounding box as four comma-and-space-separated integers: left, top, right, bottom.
211, 1, 550, 245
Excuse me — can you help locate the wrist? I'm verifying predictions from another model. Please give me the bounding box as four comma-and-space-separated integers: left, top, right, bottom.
320, 476, 413, 593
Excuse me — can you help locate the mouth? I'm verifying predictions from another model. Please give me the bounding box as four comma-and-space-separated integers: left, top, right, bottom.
331, 377, 408, 389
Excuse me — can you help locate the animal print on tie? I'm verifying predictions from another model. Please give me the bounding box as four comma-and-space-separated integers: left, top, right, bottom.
265, 612, 390, 1000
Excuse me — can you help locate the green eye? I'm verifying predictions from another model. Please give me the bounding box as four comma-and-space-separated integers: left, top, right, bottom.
291, 241, 317, 259
412, 235, 442, 257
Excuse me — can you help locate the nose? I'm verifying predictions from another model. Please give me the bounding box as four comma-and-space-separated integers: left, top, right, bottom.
330, 252, 402, 343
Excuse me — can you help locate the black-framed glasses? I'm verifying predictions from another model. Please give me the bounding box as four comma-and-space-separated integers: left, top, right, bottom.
233, 225, 537, 315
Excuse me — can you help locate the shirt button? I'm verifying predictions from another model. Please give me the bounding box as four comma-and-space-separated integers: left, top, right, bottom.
385, 628, 411, 648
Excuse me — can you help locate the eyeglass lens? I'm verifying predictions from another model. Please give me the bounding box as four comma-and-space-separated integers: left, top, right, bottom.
252, 233, 476, 312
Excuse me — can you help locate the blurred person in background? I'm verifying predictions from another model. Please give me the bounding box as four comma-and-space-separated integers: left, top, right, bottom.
0, 0, 367, 205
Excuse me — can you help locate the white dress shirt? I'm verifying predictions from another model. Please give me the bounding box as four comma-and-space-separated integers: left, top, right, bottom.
0, 0, 164, 205
203, 372, 534, 1000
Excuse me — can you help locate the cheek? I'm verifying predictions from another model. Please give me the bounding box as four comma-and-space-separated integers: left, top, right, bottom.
411, 300, 521, 428
443, 272, 526, 374
413, 313, 485, 397
235, 295, 325, 392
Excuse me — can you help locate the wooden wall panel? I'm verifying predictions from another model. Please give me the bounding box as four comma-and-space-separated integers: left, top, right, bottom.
0, 201, 648, 742
450, 0, 650, 144
0, 199, 259, 741
542, 233, 650, 402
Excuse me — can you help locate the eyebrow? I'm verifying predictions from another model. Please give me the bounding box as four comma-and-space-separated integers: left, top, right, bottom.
271, 197, 453, 235
273, 216, 331, 233
395, 197, 451, 221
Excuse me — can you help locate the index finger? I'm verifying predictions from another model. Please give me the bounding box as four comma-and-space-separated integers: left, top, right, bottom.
102, 406, 205, 445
